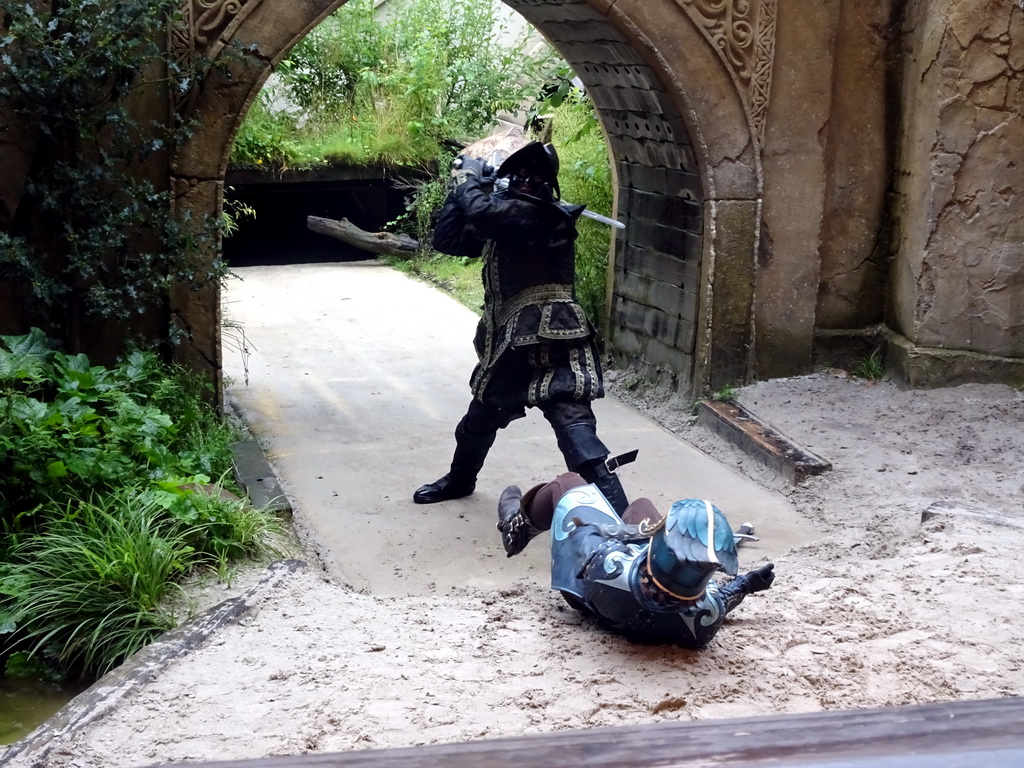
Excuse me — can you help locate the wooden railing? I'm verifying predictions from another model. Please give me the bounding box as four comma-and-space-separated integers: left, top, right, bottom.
154, 695, 1024, 767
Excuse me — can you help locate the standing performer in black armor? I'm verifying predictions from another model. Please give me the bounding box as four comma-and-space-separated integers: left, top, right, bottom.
414, 141, 630, 514
496, 473, 775, 648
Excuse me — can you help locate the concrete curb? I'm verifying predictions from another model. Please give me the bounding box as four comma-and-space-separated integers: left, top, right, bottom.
0, 559, 307, 768
232, 438, 292, 515
227, 395, 292, 516
697, 399, 831, 484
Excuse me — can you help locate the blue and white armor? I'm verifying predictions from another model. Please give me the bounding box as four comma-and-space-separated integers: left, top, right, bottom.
550, 484, 733, 649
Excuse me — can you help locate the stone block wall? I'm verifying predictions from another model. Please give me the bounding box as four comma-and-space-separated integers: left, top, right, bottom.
2, 0, 1021, 393
887, 0, 1024, 385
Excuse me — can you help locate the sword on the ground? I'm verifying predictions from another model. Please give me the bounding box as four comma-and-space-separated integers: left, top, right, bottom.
734, 522, 760, 547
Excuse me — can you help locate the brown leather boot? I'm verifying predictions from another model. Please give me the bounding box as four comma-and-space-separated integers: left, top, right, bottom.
496, 484, 546, 557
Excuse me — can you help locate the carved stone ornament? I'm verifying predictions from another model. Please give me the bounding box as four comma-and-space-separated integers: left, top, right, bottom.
679, 0, 777, 145
680, 0, 756, 81
170, 0, 261, 111
749, 0, 776, 144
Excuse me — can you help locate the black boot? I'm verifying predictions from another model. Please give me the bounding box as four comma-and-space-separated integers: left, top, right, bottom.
413, 473, 476, 504
581, 461, 630, 516
555, 422, 631, 515
496, 484, 546, 557
413, 418, 497, 504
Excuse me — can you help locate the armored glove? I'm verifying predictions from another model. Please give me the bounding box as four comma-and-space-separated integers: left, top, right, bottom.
717, 562, 775, 613
743, 562, 775, 592
453, 155, 495, 186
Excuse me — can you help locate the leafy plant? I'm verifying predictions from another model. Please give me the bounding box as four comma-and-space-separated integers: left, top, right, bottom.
221, 189, 257, 238
0, 0, 227, 352
230, 89, 307, 168
852, 347, 886, 381
712, 383, 739, 402
0, 329, 238, 530
0, 332, 286, 680
386, 150, 460, 245
3, 651, 64, 684
146, 478, 287, 575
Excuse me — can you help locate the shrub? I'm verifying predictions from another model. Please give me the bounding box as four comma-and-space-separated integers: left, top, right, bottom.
230, 0, 559, 169
551, 89, 614, 336
0, 330, 284, 680
0, 329, 237, 531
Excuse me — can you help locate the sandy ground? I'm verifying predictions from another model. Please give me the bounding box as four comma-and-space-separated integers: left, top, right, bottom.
9, 368, 1023, 767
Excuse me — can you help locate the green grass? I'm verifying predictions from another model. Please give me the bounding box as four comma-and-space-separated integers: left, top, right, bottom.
852, 348, 886, 381
230, 104, 434, 172
1, 483, 287, 678
1, 492, 191, 676
385, 253, 484, 314
263, 100, 435, 171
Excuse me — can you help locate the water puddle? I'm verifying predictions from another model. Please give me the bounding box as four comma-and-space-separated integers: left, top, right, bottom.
0, 677, 89, 746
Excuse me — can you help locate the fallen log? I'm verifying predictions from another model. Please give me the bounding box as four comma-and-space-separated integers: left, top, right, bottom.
307, 215, 420, 256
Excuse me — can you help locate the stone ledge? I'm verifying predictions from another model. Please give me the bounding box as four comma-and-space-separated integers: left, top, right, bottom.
697, 399, 831, 484
231, 438, 292, 515
884, 330, 1024, 389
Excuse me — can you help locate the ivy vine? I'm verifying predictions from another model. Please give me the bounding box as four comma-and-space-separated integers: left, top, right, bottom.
0, 0, 227, 354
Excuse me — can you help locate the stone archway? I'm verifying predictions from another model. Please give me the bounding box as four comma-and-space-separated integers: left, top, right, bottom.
172, 0, 772, 397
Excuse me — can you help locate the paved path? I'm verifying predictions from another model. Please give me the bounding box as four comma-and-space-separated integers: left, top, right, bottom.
223, 262, 820, 597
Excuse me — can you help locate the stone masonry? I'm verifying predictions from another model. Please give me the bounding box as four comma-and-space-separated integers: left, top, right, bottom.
1, 0, 1021, 393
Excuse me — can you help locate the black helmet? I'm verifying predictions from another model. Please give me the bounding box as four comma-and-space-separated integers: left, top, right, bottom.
646, 499, 739, 600
496, 141, 560, 199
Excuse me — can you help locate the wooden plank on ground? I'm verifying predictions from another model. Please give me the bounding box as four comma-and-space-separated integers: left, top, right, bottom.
698, 399, 831, 484
922, 499, 1024, 530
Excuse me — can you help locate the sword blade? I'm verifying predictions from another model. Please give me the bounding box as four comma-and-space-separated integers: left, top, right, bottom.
581, 208, 625, 230
486, 174, 625, 229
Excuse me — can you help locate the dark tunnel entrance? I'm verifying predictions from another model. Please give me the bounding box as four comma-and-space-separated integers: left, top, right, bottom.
223, 168, 414, 268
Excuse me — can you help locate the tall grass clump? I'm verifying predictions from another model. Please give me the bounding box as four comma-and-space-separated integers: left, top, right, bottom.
0, 329, 284, 681
1, 487, 285, 677
1, 494, 192, 676
852, 347, 886, 381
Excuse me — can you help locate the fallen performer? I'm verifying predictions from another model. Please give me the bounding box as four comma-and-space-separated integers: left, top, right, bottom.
497, 472, 775, 648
